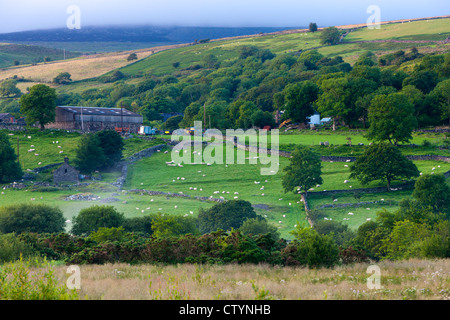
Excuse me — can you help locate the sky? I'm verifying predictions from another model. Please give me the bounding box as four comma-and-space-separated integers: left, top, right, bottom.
0, 0, 448, 33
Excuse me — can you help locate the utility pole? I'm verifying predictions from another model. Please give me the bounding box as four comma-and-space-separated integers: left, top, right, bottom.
81, 107, 84, 132
203, 103, 206, 130
120, 102, 124, 134
17, 137, 20, 167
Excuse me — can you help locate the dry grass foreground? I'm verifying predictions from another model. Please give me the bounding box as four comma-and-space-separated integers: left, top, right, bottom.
0, 43, 189, 85
51, 259, 450, 300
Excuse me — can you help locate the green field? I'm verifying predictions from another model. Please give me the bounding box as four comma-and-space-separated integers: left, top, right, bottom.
344, 18, 450, 42
124, 140, 450, 236
0, 43, 81, 68
2, 127, 448, 239
116, 32, 323, 77
3, 130, 167, 171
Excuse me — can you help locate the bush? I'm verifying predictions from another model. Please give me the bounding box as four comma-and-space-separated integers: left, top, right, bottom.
0, 204, 65, 234
198, 200, 259, 234
71, 205, 125, 236
123, 215, 154, 236
283, 225, 339, 268
89, 226, 126, 243
151, 213, 199, 238
239, 218, 280, 241
0, 257, 79, 300
0, 233, 34, 263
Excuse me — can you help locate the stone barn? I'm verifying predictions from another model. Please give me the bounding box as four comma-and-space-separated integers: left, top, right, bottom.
46, 106, 143, 132
53, 157, 79, 184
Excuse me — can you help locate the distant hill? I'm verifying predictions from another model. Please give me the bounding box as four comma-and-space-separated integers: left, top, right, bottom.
0, 25, 297, 44
0, 43, 81, 68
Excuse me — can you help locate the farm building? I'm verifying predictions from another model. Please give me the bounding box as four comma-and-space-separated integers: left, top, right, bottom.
46, 106, 143, 132
53, 157, 79, 184
0, 113, 16, 123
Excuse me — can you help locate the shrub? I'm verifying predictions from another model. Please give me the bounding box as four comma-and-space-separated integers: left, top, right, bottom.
239, 218, 280, 241
0, 204, 65, 234
0, 233, 34, 263
283, 225, 339, 268
123, 215, 154, 236
0, 257, 79, 300
198, 200, 259, 234
151, 213, 199, 238
89, 226, 126, 243
71, 205, 125, 236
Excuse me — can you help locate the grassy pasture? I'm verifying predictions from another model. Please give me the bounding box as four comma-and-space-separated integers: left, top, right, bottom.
2, 129, 448, 238
344, 18, 450, 42
117, 32, 323, 77
4, 130, 166, 171
46, 259, 450, 300
0, 48, 159, 84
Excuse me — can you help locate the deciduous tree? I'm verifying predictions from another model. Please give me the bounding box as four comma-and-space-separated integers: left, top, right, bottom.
282, 145, 322, 196
349, 142, 420, 189
19, 84, 57, 130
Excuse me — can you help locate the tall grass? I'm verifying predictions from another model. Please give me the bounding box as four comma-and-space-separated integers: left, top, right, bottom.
49, 259, 450, 300
0, 256, 79, 300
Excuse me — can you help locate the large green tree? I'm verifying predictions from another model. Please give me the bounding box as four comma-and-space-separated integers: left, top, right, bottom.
316, 77, 351, 131
95, 130, 124, 168
282, 145, 322, 196
431, 79, 450, 125
349, 142, 420, 189
19, 84, 57, 130
0, 132, 23, 183
412, 174, 450, 214
73, 134, 107, 174
0, 79, 21, 98
283, 80, 319, 124
366, 92, 417, 145
320, 27, 341, 45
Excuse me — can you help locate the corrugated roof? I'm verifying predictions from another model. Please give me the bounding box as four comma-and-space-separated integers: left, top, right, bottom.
0, 113, 13, 119
57, 106, 141, 117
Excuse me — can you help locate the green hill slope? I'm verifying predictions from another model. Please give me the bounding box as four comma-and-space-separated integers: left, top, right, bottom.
0, 43, 80, 68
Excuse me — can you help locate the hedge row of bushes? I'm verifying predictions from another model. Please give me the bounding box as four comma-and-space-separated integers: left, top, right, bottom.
9, 228, 368, 268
